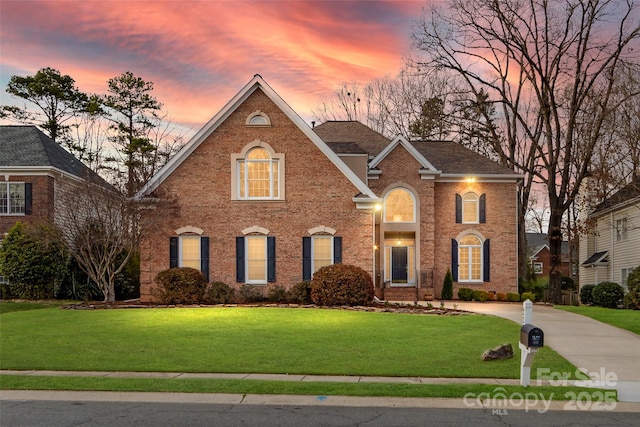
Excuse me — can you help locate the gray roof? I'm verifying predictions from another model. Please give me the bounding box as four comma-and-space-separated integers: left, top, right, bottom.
0, 125, 111, 188
526, 232, 570, 257
411, 140, 516, 175
313, 121, 390, 156
591, 176, 640, 215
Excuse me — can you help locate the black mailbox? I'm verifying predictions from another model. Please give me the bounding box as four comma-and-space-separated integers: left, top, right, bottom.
520, 324, 544, 348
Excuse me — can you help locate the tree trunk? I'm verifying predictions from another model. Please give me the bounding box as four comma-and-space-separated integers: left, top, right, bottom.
547, 212, 564, 304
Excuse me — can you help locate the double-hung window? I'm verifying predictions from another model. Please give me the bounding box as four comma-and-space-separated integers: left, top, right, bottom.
1, 182, 29, 215
238, 148, 279, 199
236, 234, 276, 284
169, 234, 210, 281
302, 234, 342, 281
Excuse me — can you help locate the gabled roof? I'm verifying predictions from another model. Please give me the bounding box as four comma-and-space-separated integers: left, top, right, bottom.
591, 176, 640, 216
0, 125, 110, 187
313, 121, 390, 156
525, 232, 570, 258
582, 251, 608, 266
369, 136, 440, 174
136, 76, 379, 205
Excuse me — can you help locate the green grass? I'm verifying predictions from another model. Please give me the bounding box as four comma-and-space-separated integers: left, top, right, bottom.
0, 300, 69, 314
0, 375, 614, 401
1, 306, 578, 379
555, 306, 640, 335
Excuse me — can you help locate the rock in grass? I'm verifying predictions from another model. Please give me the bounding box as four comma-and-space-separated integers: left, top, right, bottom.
481, 343, 514, 361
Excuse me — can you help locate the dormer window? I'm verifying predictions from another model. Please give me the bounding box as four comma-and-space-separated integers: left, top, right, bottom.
246, 110, 271, 127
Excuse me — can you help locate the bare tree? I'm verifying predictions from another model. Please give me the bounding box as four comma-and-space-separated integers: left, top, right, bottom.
413, 0, 640, 303
59, 175, 160, 302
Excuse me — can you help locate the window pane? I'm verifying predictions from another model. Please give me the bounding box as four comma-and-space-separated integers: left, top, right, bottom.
313, 236, 332, 272
247, 148, 270, 160
459, 235, 482, 281
0, 184, 7, 214
459, 235, 481, 245
384, 189, 414, 222
272, 161, 279, 198
239, 161, 245, 198
181, 236, 201, 270
247, 237, 266, 281
462, 193, 478, 223
9, 183, 25, 214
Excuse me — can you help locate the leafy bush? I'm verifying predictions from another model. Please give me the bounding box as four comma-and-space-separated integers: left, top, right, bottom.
288, 281, 312, 304
458, 287, 474, 301
561, 276, 577, 291
239, 284, 265, 303
592, 282, 624, 308
473, 290, 489, 302
267, 285, 289, 303
521, 292, 536, 302
441, 269, 453, 300
506, 292, 520, 302
153, 267, 207, 304
310, 264, 373, 306
205, 281, 236, 304
580, 284, 595, 305
0, 221, 68, 299
625, 265, 640, 310
496, 292, 507, 302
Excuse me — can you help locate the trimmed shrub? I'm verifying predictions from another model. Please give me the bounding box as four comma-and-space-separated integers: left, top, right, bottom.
310, 264, 373, 306
625, 265, 640, 310
521, 292, 536, 302
205, 281, 235, 304
289, 281, 312, 304
592, 282, 624, 308
267, 285, 289, 303
153, 267, 207, 304
580, 284, 595, 305
239, 284, 265, 303
458, 287, 474, 301
473, 290, 489, 302
506, 292, 520, 302
0, 221, 68, 300
496, 292, 507, 302
441, 269, 453, 300
561, 276, 577, 291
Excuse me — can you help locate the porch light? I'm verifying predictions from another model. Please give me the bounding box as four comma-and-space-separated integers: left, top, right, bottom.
466, 177, 476, 184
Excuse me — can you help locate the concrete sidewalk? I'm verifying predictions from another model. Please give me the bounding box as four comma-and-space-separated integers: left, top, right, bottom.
449, 302, 640, 403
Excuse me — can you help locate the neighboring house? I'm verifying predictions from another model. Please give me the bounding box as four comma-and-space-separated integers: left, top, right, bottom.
135, 75, 522, 302
0, 125, 115, 283
579, 177, 640, 288
526, 233, 576, 281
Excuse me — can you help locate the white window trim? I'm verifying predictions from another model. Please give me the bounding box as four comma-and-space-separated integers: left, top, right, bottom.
179, 235, 201, 269
245, 235, 267, 284
458, 233, 483, 282
245, 110, 271, 127
462, 192, 479, 224
231, 141, 285, 201
311, 235, 334, 274
383, 187, 416, 223
0, 181, 26, 216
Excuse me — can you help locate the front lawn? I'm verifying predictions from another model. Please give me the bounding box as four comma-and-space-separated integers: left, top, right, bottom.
1, 306, 577, 379
555, 305, 640, 335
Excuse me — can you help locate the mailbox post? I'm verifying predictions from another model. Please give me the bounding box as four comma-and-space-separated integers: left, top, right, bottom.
519, 299, 544, 386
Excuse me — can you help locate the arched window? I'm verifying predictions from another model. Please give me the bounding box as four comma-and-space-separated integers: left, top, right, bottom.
384, 188, 415, 223
238, 147, 279, 199
459, 234, 482, 281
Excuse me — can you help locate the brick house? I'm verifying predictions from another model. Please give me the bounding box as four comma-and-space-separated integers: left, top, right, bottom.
0, 125, 116, 284
526, 233, 576, 281
136, 75, 522, 302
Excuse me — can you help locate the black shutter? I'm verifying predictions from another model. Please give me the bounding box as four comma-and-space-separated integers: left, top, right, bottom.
479, 194, 486, 223
24, 183, 32, 215
267, 236, 276, 282
333, 236, 342, 264
483, 239, 491, 282
455, 194, 462, 223
200, 237, 210, 282
302, 237, 312, 281
169, 237, 178, 268
236, 237, 245, 283
451, 239, 458, 282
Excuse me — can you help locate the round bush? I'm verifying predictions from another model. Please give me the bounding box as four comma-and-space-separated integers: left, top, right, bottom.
625, 265, 640, 309
580, 284, 595, 305
473, 290, 489, 302
458, 287, 474, 301
310, 264, 373, 306
561, 276, 576, 291
289, 281, 312, 304
205, 281, 235, 304
592, 282, 624, 308
506, 292, 520, 302
521, 292, 536, 302
153, 267, 207, 304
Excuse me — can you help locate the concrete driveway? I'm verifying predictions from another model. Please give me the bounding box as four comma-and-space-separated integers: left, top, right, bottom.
451, 302, 640, 401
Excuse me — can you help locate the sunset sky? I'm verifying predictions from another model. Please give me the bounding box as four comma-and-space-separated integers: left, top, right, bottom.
0, 0, 425, 133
